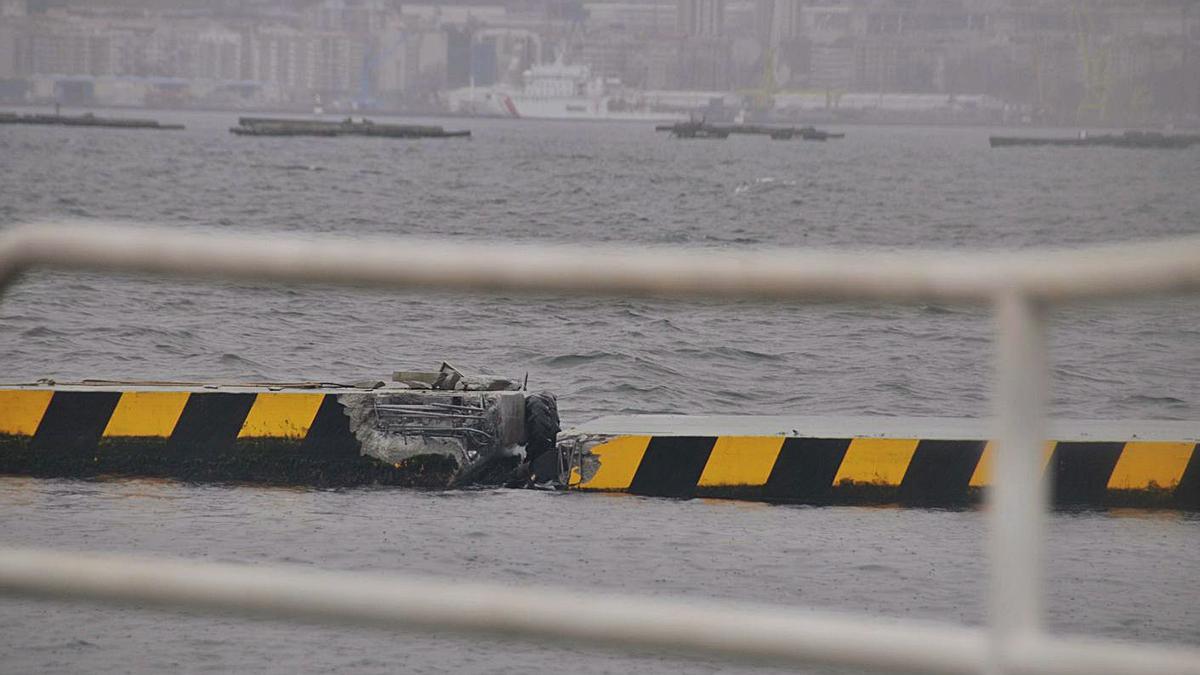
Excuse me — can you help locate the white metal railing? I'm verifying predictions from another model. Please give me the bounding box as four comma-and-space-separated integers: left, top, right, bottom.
0, 222, 1198, 675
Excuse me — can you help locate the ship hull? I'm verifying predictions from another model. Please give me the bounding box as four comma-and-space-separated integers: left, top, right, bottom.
503, 95, 685, 123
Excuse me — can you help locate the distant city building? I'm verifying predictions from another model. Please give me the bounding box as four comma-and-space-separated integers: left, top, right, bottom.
0, 0, 1195, 124
674, 0, 731, 90
306, 0, 397, 34
756, 0, 802, 47
676, 37, 731, 90
0, 0, 26, 18
584, 1, 674, 36
677, 0, 725, 38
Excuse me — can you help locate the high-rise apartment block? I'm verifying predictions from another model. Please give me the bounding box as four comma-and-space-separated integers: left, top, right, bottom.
676, 0, 725, 38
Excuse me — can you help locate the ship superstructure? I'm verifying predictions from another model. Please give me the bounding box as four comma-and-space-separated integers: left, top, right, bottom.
448, 57, 685, 122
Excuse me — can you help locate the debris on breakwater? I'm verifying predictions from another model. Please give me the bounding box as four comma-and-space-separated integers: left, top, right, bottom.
230, 117, 470, 139
989, 130, 1200, 149
0, 111, 184, 130
655, 121, 844, 141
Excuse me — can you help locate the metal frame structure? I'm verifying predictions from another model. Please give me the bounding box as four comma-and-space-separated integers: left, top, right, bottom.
0, 222, 1198, 675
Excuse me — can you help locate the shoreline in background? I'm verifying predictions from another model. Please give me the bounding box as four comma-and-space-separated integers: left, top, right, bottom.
4, 101, 1198, 132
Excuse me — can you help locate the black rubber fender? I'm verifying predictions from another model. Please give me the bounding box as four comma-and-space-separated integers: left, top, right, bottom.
523, 391, 560, 464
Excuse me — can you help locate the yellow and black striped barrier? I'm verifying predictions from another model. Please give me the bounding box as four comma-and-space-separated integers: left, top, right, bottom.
0, 387, 452, 485
4, 386, 1198, 508
566, 420, 1200, 509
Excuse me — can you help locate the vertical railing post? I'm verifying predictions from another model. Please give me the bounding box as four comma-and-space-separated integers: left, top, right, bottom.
989, 290, 1050, 674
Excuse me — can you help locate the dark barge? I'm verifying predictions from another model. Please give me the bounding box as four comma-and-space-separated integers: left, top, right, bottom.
655, 120, 730, 139
230, 117, 470, 139
0, 111, 183, 130
656, 121, 844, 141
989, 131, 1200, 149
728, 124, 845, 141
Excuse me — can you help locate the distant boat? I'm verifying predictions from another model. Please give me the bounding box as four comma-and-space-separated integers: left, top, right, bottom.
449, 56, 685, 123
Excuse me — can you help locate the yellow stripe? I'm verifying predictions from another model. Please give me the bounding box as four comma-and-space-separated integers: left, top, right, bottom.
238, 393, 324, 439
697, 436, 784, 487
833, 438, 920, 486
969, 441, 1057, 487
102, 392, 191, 437
581, 435, 651, 490
1107, 442, 1195, 490
0, 390, 54, 436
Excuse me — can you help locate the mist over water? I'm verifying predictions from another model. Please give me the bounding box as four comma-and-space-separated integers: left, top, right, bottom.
0, 113, 1198, 673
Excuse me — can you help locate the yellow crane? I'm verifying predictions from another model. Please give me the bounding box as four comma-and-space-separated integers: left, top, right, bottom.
738, 46, 778, 114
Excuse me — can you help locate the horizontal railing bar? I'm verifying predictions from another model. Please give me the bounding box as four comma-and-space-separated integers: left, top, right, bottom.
2, 223, 1200, 305
1014, 636, 1200, 675
0, 548, 985, 674
0, 548, 1197, 675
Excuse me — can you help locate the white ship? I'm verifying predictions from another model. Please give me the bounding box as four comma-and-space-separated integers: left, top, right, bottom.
448, 58, 686, 123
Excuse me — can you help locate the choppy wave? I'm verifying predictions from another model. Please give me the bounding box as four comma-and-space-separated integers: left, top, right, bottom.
0, 116, 1197, 423
0, 115, 1198, 675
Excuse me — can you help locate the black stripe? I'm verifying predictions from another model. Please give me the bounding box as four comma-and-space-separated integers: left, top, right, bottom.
1174, 443, 1200, 510
301, 395, 360, 459
29, 391, 122, 458
762, 437, 851, 502
899, 440, 986, 506
628, 436, 715, 498
167, 393, 256, 459
1050, 442, 1124, 506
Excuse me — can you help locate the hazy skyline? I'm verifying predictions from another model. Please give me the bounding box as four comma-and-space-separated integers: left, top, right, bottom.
2, 0, 1198, 125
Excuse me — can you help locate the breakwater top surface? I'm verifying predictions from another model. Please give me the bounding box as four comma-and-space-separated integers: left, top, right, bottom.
1, 111, 1199, 673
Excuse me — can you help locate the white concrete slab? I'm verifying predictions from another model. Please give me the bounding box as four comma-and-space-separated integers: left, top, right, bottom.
0, 381, 384, 395
566, 415, 1200, 442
